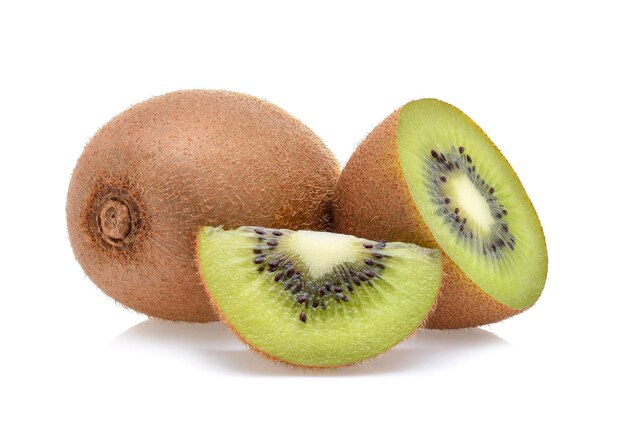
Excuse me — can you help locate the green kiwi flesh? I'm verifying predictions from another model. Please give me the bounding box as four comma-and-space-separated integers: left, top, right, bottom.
197, 226, 442, 367
397, 99, 547, 309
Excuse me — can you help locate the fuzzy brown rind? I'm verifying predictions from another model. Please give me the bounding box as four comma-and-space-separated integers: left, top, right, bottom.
334, 109, 520, 329
67, 90, 340, 322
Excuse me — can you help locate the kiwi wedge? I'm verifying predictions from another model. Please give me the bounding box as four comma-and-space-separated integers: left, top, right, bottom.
334, 99, 548, 329
196, 226, 442, 367
67, 90, 339, 322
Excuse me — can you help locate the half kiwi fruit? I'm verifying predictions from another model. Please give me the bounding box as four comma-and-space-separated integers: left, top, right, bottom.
67, 90, 340, 322
334, 99, 548, 329
196, 226, 442, 367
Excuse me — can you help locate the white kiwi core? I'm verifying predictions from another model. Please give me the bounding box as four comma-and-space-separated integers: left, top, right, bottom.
447, 174, 495, 236
286, 230, 359, 278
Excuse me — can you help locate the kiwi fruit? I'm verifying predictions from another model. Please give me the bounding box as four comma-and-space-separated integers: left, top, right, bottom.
67, 90, 340, 322
334, 99, 547, 329
196, 226, 442, 367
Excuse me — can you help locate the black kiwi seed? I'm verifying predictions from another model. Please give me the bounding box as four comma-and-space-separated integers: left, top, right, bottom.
459, 146, 465, 154
286, 267, 295, 278
253, 256, 264, 264
489, 187, 495, 194
341, 294, 349, 302
299, 311, 307, 323
297, 295, 307, 304
365, 270, 376, 278
333, 286, 343, 293
353, 276, 361, 286
357, 272, 368, 281
272, 230, 283, 236
364, 259, 374, 266
440, 176, 447, 182
467, 155, 472, 163
444, 198, 451, 204
254, 229, 265, 235
267, 240, 279, 247
431, 149, 439, 159
274, 272, 284, 282
373, 253, 384, 259
363, 243, 373, 249
312, 300, 320, 308
253, 248, 263, 254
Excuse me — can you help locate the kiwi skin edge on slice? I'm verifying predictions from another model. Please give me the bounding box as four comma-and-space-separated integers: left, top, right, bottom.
334, 99, 548, 329
196, 226, 442, 368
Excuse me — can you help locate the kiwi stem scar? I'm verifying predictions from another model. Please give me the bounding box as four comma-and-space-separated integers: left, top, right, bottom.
98, 198, 133, 244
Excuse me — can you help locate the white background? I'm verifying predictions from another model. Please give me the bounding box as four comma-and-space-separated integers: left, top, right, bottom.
1, 1, 624, 434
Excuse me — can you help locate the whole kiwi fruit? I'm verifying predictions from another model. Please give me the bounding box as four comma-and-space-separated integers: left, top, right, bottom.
334, 99, 547, 329
67, 90, 340, 322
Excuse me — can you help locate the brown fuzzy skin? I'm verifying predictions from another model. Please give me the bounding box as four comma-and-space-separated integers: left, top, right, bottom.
67, 90, 340, 322
334, 109, 520, 329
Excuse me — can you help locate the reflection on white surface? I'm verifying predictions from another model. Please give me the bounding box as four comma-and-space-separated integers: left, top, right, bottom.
111, 319, 509, 376
112, 318, 240, 350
